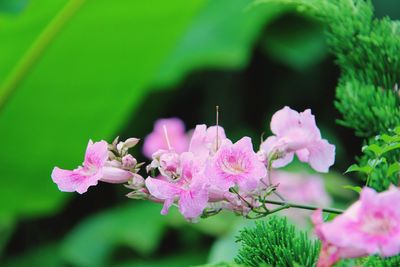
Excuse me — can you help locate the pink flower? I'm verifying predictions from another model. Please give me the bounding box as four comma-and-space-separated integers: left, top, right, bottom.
312, 209, 367, 267
189, 124, 227, 161
52, 140, 133, 194
266, 171, 331, 227
270, 171, 331, 206
145, 152, 209, 220
312, 187, 400, 266
143, 118, 189, 158
205, 137, 266, 192
260, 106, 335, 172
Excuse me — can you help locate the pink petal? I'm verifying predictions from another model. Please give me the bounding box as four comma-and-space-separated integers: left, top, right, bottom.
84, 140, 109, 169
189, 124, 227, 159
154, 118, 186, 136
270, 106, 301, 136
260, 136, 294, 168
308, 139, 335, 172
178, 187, 208, 219
51, 167, 101, 194
145, 177, 181, 200
100, 166, 133, 184
161, 198, 174, 215
143, 118, 189, 158
296, 148, 309, 162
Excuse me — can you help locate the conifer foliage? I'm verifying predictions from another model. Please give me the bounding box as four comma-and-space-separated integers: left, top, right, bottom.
235, 217, 320, 267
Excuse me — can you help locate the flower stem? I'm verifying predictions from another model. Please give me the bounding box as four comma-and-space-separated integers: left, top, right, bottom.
261, 199, 344, 214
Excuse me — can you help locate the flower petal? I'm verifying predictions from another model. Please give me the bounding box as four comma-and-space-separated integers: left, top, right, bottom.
100, 166, 133, 184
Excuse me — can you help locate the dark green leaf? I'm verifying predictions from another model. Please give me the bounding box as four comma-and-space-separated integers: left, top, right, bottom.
61, 202, 168, 267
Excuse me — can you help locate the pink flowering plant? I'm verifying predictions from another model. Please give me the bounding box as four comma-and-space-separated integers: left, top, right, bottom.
51, 107, 400, 266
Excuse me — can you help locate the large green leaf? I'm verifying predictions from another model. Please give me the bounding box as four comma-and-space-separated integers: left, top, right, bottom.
0, 0, 206, 220
61, 202, 168, 267
154, 0, 290, 88
0, 0, 27, 14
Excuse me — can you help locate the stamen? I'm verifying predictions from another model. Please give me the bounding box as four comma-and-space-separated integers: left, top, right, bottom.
163, 124, 172, 150
216, 105, 219, 150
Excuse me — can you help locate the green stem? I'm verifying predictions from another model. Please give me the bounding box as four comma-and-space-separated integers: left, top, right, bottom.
261, 199, 344, 214
0, 0, 85, 110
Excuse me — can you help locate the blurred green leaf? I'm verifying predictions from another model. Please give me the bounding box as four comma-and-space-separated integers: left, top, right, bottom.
61, 202, 167, 267
387, 162, 400, 178
0, 0, 28, 14
0, 0, 206, 221
154, 0, 290, 87
262, 15, 327, 70
113, 252, 207, 267
342, 185, 362, 194
208, 218, 253, 264
0, 217, 14, 258
3, 244, 65, 267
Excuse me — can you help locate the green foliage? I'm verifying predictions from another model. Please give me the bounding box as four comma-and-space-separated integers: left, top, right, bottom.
154, 0, 291, 88
0, 0, 206, 222
61, 202, 167, 267
345, 126, 400, 191
0, 0, 27, 14
336, 255, 400, 267
196, 262, 244, 267
261, 15, 327, 71
234, 216, 320, 267
255, 0, 400, 193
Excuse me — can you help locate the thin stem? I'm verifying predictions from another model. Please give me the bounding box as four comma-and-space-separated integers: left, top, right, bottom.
231, 188, 254, 209
0, 0, 86, 111
261, 199, 343, 214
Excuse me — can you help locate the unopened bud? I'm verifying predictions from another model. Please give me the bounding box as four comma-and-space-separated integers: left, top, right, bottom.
117, 138, 140, 154
122, 154, 137, 169
131, 173, 145, 188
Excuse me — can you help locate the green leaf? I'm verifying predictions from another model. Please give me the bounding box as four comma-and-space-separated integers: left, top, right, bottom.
154, 0, 290, 87
0, 0, 28, 14
114, 252, 207, 267
0, 0, 206, 221
362, 144, 384, 157
345, 164, 372, 174
3, 244, 65, 267
387, 162, 400, 178
381, 143, 400, 155
61, 202, 168, 267
343, 185, 362, 194
262, 15, 327, 70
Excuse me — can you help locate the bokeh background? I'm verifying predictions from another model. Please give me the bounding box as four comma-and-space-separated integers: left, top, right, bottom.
1, 0, 399, 266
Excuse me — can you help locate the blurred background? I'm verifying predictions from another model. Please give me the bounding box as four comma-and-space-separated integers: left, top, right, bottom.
0, 0, 399, 266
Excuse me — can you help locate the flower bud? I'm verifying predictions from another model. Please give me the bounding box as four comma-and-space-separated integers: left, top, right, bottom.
117, 138, 140, 155
122, 154, 137, 169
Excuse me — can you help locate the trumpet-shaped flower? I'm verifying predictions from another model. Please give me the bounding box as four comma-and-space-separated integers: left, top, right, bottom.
312, 187, 400, 266
143, 118, 189, 158
145, 152, 209, 220
189, 124, 227, 160
205, 137, 266, 192
260, 106, 335, 172
52, 140, 133, 194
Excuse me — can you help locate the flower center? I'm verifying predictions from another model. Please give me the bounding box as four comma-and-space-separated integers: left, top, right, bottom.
361, 215, 394, 235
221, 155, 246, 175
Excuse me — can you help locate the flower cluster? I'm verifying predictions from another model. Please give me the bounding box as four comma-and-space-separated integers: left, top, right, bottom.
60, 107, 400, 266
52, 107, 335, 220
